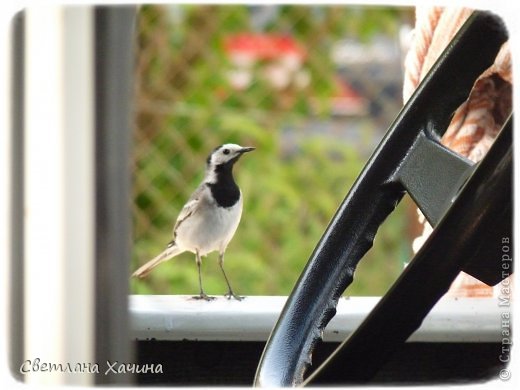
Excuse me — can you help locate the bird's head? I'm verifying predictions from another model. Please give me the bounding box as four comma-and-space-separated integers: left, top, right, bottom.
206, 144, 255, 168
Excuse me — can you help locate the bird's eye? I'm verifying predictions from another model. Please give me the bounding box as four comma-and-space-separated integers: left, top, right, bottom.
223, 149, 230, 155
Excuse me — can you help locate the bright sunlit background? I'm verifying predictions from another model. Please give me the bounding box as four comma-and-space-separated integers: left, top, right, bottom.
130, 5, 417, 297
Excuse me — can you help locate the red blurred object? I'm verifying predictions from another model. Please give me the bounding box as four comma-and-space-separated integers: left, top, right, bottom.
225, 33, 307, 61
331, 77, 368, 116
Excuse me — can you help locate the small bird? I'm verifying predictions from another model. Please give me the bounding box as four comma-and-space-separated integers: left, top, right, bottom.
132, 143, 255, 301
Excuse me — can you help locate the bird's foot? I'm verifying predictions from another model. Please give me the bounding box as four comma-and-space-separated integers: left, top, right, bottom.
192, 293, 215, 301
225, 291, 244, 301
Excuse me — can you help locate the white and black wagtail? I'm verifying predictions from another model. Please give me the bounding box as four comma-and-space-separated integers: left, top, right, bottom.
132, 144, 255, 301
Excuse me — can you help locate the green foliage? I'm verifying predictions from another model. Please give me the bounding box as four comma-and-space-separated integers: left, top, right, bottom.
131, 5, 411, 297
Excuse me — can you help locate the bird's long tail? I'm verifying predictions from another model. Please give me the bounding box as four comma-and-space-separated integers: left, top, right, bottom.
132, 243, 184, 279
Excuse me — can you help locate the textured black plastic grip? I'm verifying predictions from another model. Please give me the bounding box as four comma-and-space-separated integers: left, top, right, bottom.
305, 117, 512, 385
254, 11, 508, 387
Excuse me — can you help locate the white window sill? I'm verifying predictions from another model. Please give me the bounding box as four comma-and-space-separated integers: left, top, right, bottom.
129, 295, 503, 343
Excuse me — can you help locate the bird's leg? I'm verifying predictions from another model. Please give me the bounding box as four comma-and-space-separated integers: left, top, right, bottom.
192, 250, 215, 301
219, 252, 244, 301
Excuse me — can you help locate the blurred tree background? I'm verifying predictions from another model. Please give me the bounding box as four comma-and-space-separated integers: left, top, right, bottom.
131, 5, 415, 296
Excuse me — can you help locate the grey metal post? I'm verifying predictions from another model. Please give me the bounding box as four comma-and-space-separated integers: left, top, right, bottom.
9, 11, 25, 382
94, 6, 137, 385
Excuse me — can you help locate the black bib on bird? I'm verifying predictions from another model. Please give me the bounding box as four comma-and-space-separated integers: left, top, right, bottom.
207, 157, 241, 208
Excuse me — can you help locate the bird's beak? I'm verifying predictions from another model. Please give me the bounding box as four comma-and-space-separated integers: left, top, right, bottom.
239, 146, 255, 154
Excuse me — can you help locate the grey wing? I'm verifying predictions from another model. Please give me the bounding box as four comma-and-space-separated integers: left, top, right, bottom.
172, 184, 207, 236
